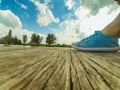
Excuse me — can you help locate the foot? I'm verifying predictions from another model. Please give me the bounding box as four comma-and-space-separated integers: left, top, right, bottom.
72, 31, 119, 51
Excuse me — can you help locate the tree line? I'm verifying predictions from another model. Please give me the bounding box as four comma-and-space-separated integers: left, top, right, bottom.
0, 29, 57, 46
0, 30, 22, 45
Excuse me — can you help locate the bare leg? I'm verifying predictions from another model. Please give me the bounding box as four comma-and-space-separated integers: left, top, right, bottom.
102, 13, 120, 37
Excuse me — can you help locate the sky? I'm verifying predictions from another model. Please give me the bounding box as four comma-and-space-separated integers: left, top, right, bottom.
0, 0, 119, 44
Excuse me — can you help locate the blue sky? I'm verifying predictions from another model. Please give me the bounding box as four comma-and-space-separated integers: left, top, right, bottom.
0, 0, 119, 44
0, 0, 79, 34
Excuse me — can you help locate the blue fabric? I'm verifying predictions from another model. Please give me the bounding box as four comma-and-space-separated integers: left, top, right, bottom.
72, 31, 119, 48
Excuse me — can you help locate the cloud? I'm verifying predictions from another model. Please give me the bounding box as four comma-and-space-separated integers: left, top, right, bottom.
15, 0, 27, 9
20, 3, 28, 9
65, 0, 75, 10
0, 23, 33, 41
30, 0, 59, 26
75, 6, 120, 31
0, 10, 44, 42
54, 20, 86, 44
44, 0, 51, 5
53, 5, 120, 44
80, 0, 119, 15
56, 0, 120, 44
0, 10, 22, 28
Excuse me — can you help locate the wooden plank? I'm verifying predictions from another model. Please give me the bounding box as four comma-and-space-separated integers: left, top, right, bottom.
77, 52, 120, 90
70, 50, 93, 90
0, 47, 120, 90
0, 48, 52, 86
65, 49, 71, 90
75, 51, 112, 90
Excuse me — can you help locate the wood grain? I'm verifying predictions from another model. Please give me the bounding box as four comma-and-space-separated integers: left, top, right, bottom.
0, 46, 120, 90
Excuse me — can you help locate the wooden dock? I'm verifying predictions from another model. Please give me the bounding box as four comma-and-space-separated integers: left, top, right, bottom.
0, 46, 120, 90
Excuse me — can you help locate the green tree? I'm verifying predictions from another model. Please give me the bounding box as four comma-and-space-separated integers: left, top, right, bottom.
8, 29, 12, 37
36, 34, 42, 45
0, 30, 22, 45
30, 33, 43, 46
13, 36, 18, 45
13, 36, 22, 45
31, 33, 36, 44
46, 34, 56, 46
0, 37, 5, 44
5, 29, 13, 44
23, 35, 27, 44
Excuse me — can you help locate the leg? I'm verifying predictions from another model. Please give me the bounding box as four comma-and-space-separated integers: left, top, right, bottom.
102, 13, 120, 37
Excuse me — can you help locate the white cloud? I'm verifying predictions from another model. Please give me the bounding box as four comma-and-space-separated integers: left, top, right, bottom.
54, 20, 86, 44
80, 0, 119, 15
0, 10, 22, 28
20, 4, 27, 9
0, 10, 44, 42
44, 0, 51, 5
65, 0, 75, 10
30, 0, 59, 26
15, 0, 27, 9
0, 23, 33, 41
75, 6, 120, 35
54, 6, 120, 44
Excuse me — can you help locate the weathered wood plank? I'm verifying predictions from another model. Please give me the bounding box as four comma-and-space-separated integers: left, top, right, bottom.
75, 51, 112, 90
0, 47, 120, 90
77, 52, 120, 90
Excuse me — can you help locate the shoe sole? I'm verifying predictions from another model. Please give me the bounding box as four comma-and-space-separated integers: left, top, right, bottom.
72, 45, 120, 52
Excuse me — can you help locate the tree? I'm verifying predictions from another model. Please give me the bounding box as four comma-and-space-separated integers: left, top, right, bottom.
46, 34, 56, 46
30, 33, 43, 46
0, 30, 22, 45
36, 35, 42, 45
0, 37, 5, 44
5, 29, 13, 44
23, 35, 27, 44
8, 29, 12, 37
31, 33, 36, 44
12, 36, 22, 45
0, 36, 9, 44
